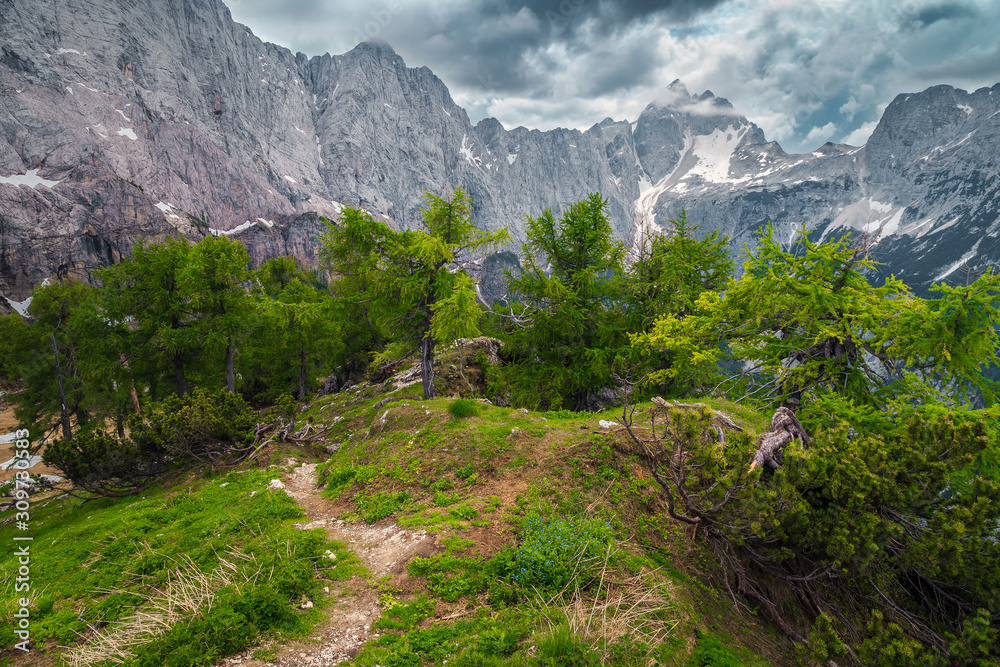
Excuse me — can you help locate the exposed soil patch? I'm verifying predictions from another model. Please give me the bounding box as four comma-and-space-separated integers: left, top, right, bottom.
220, 461, 438, 667
0, 394, 65, 521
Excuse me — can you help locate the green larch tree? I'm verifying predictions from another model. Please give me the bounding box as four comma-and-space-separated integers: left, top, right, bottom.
632, 225, 1000, 407
627, 209, 733, 396
251, 257, 343, 400
494, 193, 628, 410
322, 187, 508, 399
182, 235, 252, 393
98, 236, 198, 399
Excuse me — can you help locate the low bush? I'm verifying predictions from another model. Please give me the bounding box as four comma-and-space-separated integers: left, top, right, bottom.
354, 490, 409, 523
43, 427, 169, 497
44, 390, 261, 497
510, 515, 615, 593
535, 623, 599, 667
134, 389, 258, 464
448, 398, 480, 418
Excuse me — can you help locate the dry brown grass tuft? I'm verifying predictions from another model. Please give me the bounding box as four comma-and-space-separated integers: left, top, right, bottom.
61, 548, 263, 667
534, 544, 679, 662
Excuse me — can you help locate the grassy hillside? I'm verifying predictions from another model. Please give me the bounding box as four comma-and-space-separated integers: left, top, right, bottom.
0, 351, 797, 666
303, 382, 787, 667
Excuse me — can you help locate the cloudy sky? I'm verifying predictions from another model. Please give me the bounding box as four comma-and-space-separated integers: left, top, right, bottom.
222, 0, 1000, 153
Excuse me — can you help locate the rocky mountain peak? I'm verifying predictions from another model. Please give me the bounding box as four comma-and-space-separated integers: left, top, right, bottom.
339, 39, 404, 65
633, 80, 764, 183
866, 83, 1000, 181
1, 0, 998, 310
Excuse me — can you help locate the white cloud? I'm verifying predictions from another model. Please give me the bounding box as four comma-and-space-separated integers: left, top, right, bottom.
842, 120, 880, 147
839, 97, 861, 119
805, 122, 838, 146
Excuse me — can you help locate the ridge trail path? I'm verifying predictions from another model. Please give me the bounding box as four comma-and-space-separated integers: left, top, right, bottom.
220, 459, 438, 667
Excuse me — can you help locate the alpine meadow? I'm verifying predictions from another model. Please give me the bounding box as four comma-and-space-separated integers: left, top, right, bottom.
4, 0, 1000, 665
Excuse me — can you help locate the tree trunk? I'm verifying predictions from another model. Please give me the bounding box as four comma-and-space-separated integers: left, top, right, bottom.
51, 333, 73, 441
119, 353, 141, 414
750, 407, 809, 471
298, 345, 308, 400
225, 335, 236, 393
116, 405, 126, 439
174, 353, 187, 398
421, 335, 437, 399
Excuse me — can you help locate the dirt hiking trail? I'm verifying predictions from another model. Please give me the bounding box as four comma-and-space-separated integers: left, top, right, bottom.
220, 460, 438, 667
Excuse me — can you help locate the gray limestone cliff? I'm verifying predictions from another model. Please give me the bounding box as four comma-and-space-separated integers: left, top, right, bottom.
2, 0, 999, 309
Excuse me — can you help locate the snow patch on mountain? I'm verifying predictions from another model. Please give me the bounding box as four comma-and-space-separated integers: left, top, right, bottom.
633, 131, 696, 234
4, 296, 32, 318
210, 218, 275, 237
460, 135, 482, 169
686, 125, 749, 183
0, 169, 61, 189
824, 198, 904, 239
934, 239, 982, 281
869, 207, 905, 236
155, 202, 181, 219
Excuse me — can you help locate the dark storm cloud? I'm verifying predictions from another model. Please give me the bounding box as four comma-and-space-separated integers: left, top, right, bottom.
494, 0, 729, 34
224, 0, 1000, 153
379, 0, 724, 97
226, 0, 725, 97
573, 37, 665, 97
902, 2, 978, 31
913, 41, 1000, 81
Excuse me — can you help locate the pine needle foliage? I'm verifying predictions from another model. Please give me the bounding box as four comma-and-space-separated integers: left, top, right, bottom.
322, 187, 508, 399
633, 225, 1000, 407
492, 193, 628, 411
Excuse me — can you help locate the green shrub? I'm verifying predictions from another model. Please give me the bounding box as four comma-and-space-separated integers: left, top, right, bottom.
141, 389, 257, 461
434, 490, 463, 506
43, 427, 169, 497
856, 611, 932, 667
354, 491, 409, 523
318, 463, 358, 497
408, 555, 486, 601
476, 623, 529, 656
946, 608, 1000, 665
535, 623, 599, 667
538, 409, 580, 420
449, 503, 480, 520
451, 651, 509, 667
685, 630, 750, 667
373, 595, 435, 632
44, 390, 259, 498
448, 398, 480, 418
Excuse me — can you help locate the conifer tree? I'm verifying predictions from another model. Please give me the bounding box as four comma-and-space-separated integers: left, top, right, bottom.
627, 209, 733, 395
182, 235, 252, 393
633, 225, 1000, 406
98, 237, 198, 398
5, 281, 115, 439
628, 209, 732, 326
322, 187, 508, 399
495, 193, 627, 410
250, 257, 342, 400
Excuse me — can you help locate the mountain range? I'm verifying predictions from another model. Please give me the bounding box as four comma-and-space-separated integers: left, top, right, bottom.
2, 0, 999, 310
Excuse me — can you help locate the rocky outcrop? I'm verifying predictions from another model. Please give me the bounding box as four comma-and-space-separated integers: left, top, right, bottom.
2, 0, 998, 306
